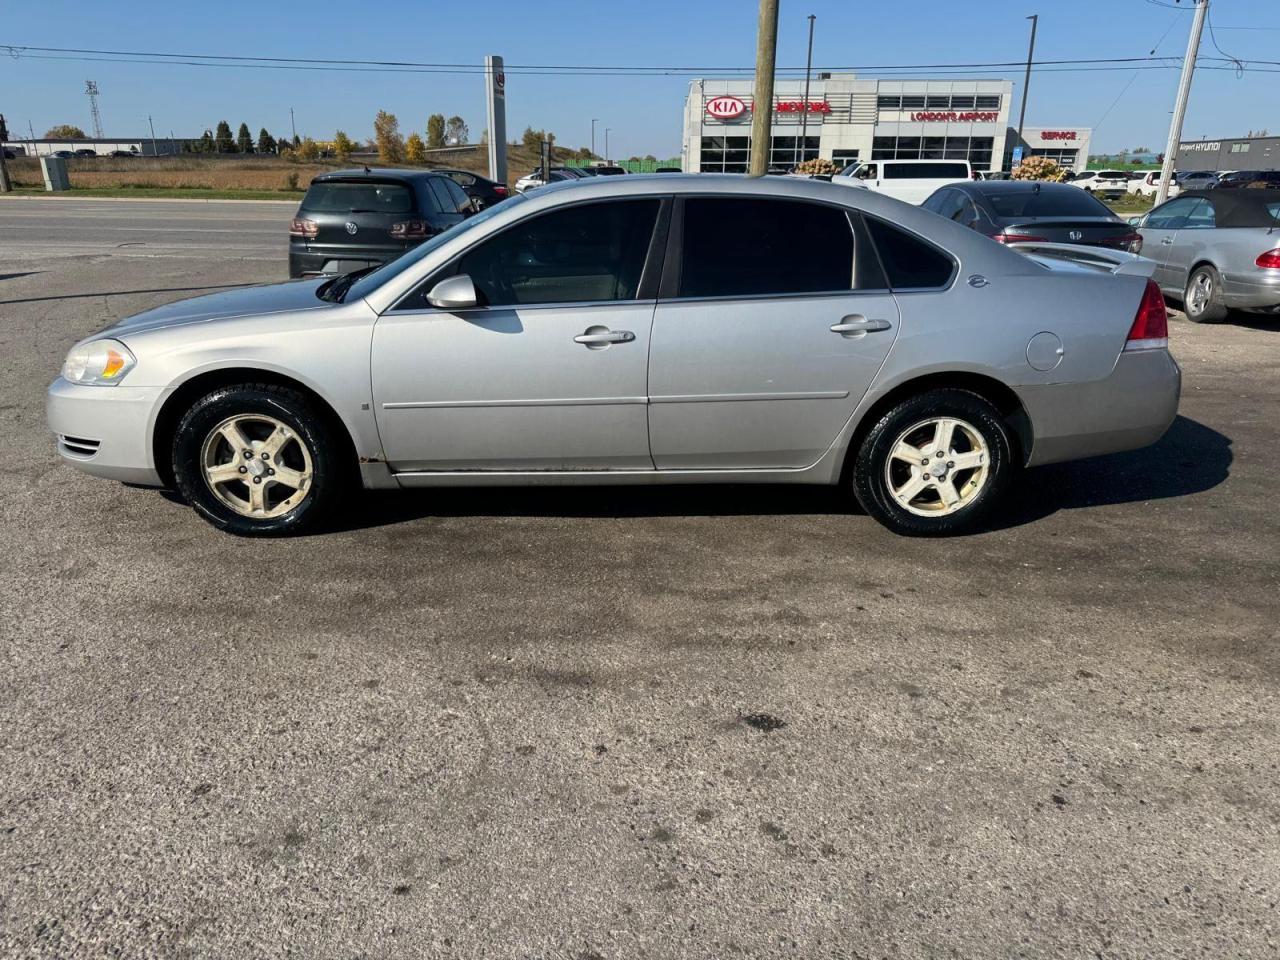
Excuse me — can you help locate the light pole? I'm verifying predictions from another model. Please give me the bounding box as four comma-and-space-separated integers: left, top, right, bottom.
1156, 0, 1209, 204
591, 118, 599, 159
1015, 14, 1038, 165
148, 115, 157, 156
797, 13, 816, 169
605, 128, 611, 164
289, 107, 297, 145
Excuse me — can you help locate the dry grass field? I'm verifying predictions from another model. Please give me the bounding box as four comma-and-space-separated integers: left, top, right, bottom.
5, 145, 569, 196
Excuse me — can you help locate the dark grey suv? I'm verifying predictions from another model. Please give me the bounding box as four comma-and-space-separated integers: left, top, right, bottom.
288, 169, 472, 278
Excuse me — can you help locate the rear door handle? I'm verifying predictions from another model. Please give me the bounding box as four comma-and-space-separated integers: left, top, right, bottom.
574, 328, 635, 346
1160, 238, 1173, 245
830, 316, 892, 336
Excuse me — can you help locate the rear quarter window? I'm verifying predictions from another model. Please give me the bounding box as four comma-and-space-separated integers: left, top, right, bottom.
863, 216, 956, 289
301, 181, 413, 214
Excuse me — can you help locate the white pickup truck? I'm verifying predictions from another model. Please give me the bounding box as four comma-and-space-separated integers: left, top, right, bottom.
831, 158, 973, 205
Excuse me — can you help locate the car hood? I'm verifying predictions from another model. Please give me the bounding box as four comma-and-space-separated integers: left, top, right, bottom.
100, 278, 332, 339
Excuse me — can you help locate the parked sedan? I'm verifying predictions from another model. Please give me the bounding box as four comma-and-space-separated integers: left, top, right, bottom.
514, 168, 585, 193
287, 168, 472, 278
1134, 188, 1280, 321
1175, 170, 1221, 190
431, 167, 510, 209
47, 175, 1179, 538
1214, 170, 1280, 190
922, 180, 1142, 252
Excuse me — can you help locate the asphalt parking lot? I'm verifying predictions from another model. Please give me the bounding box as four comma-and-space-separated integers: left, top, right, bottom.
1, 196, 1278, 959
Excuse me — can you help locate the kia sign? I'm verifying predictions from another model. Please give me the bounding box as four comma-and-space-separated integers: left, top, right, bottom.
706, 96, 748, 120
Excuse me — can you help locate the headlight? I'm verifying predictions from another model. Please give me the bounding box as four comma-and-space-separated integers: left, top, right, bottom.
61, 339, 136, 386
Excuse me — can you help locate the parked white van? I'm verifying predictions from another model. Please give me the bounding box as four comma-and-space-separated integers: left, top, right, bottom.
831, 159, 974, 205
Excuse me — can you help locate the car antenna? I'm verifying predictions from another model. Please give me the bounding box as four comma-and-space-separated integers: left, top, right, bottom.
363, 165, 370, 174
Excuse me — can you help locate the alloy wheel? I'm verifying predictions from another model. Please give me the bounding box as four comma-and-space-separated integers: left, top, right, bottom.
200, 414, 313, 519
883, 417, 990, 517
1187, 271, 1212, 316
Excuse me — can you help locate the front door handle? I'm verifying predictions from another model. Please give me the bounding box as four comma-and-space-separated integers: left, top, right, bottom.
830, 316, 892, 336
574, 327, 635, 347
1160, 237, 1173, 245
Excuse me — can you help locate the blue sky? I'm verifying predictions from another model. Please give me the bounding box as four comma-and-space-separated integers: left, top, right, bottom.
2, 0, 1276, 157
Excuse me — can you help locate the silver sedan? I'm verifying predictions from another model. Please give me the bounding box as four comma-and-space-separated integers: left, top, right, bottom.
47, 175, 1180, 536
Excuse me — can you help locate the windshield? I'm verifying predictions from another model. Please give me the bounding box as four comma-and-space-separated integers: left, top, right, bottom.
335, 193, 529, 303
302, 181, 413, 214
989, 189, 1114, 218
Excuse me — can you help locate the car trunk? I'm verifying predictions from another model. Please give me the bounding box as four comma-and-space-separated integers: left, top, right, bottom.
297, 179, 419, 255
1000, 217, 1137, 250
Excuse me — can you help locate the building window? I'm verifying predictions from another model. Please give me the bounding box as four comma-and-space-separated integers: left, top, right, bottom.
925, 95, 951, 109
901, 95, 925, 109
975, 95, 1001, 110
831, 149, 860, 167
1230, 142, 1250, 153
871, 134, 995, 169
1027, 147, 1081, 171
701, 135, 818, 172
950, 96, 975, 109
877, 95, 901, 110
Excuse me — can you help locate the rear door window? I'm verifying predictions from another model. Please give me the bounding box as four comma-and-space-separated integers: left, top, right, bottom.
426, 179, 457, 215
677, 197, 885, 298
442, 178, 471, 213
863, 216, 956, 289
301, 181, 413, 214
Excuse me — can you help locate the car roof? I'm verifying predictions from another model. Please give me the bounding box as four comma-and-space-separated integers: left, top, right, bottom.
1175, 188, 1280, 226
951, 180, 1081, 195
311, 168, 450, 183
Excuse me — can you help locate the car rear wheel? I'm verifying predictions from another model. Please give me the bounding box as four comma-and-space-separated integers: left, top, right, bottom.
1184, 265, 1228, 323
851, 389, 1014, 536
171, 383, 344, 536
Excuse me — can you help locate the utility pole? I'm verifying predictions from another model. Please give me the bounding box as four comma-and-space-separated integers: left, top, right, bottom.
1015, 14, 1038, 155
796, 13, 816, 169
0, 115, 11, 192
591, 118, 599, 158
148, 115, 157, 156
1156, 0, 1209, 204
749, 0, 780, 176
289, 107, 297, 144
605, 127, 611, 164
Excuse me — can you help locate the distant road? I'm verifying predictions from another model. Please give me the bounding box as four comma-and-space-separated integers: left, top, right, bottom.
0, 197, 294, 262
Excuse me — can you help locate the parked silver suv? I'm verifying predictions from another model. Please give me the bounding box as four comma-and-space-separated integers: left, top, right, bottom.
48, 175, 1180, 537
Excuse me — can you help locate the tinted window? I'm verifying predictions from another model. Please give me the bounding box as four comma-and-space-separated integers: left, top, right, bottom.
456, 199, 659, 306
301, 181, 413, 214
884, 162, 969, 180
1184, 199, 1215, 229
679, 198, 878, 298
987, 189, 1114, 218
442, 178, 470, 212
864, 216, 955, 289
426, 179, 456, 215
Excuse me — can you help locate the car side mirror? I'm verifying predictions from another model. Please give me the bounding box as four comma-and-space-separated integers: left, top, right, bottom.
1127, 216, 1142, 227
426, 274, 479, 310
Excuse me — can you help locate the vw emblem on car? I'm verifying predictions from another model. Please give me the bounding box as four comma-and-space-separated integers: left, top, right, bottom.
345, 222, 358, 235
1068, 230, 1083, 241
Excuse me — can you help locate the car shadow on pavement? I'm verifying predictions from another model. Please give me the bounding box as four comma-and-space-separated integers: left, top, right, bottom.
322, 415, 1229, 534
984, 415, 1231, 531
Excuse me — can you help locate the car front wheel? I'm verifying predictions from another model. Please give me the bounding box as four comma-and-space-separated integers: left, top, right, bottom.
851, 389, 1014, 536
171, 383, 344, 536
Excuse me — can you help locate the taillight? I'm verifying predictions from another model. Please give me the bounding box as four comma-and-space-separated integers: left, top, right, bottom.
492, 185, 509, 197
288, 217, 318, 239
1125, 279, 1168, 351
389, 220, 430, 240
1100, 232, 1143, 254
994, 233, 1048, 244
1256, 249, 1280, 269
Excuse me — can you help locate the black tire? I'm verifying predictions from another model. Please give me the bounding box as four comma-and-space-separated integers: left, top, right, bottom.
851, 389, 1015, 537
1183, 264, 1229, 323
171, 383, 346, 536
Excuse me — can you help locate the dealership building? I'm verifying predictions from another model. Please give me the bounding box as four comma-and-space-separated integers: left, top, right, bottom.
1175, 135, 1280, 173
681, 74, 1093, 175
